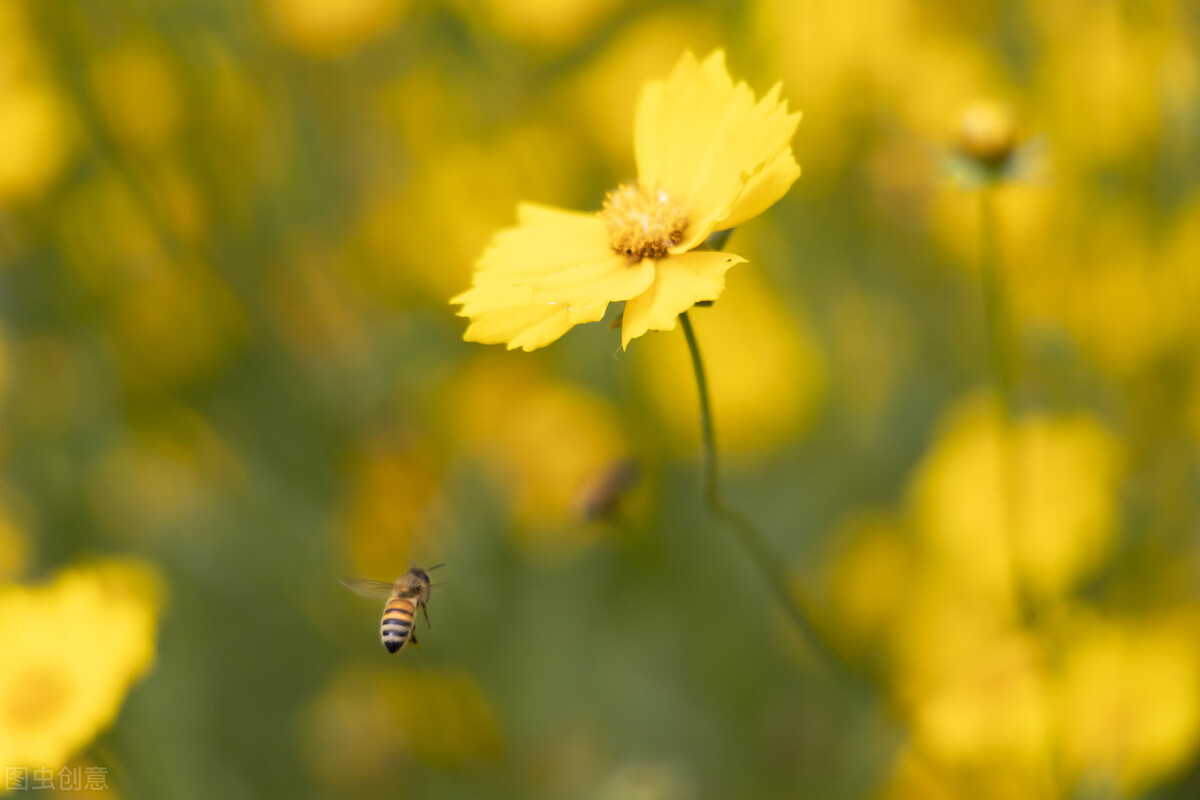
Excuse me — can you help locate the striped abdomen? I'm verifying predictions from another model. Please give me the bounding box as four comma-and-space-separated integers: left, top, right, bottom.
381, 594, 418, 653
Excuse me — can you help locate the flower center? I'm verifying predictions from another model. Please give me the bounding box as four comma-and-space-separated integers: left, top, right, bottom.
600, 182, 689, 262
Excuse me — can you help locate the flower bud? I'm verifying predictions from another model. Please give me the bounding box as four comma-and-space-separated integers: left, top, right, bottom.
956, 100, 1019, 169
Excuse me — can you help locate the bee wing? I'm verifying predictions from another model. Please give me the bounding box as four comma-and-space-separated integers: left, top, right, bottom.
339, 577, 396, 598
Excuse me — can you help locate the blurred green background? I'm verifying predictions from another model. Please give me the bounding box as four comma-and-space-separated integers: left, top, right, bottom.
2, 0, 1199, 798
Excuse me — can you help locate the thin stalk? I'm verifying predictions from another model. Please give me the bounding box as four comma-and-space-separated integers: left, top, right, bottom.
980, 187, 1062, 799
678, 311, 833, 661
980, 187, 1017, 417
978, 187, 1031, 625
678, 314, 958, 789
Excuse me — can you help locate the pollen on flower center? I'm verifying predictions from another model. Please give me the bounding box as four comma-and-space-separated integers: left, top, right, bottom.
600, 182, 689, 261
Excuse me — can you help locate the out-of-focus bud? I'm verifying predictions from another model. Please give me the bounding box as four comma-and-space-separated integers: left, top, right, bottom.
955, 100, 1019, 170
578, 457, 640, 521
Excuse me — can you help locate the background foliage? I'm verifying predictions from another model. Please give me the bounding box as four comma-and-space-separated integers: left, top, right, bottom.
2, 0, 1199, 798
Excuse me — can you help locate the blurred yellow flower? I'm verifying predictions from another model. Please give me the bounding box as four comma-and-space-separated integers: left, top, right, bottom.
878, 749, 959, 800
955, 100, 1019, 168
450, 356, 631, 560
634, 267, 823, 457
886, 569, 1014, 699
298, 665, 503, 792
823, 513, 912, 652
0, 2, 72, 204
1058, 616, 1200, 794
109, 257, 247, 391
452, 50, 801, 351
0, 560, 164, 769
756, 0, 1010, 187
752, 0, 906, 178
86, 409, 244, 541
1031, 0, 1171, 170
90, 44, 183, 153
58, 174, 247, 392
339, 430, 443, 574
0, 81, 72, 204
910, 397, 1123, 605
262, 0, 408, 58
360, 121, 587, 303
913, 633, 1052, 771
558, 11, 721, 169
456, 0, 624, 53
1059, 201, 1200, 377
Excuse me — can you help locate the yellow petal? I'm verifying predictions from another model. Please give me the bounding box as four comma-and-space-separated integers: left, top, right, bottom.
718, 85, 802, 231
620, 250, 746, 348
460, 304, 597, 352
634, 51, 801, 251
451, 203, 655, 351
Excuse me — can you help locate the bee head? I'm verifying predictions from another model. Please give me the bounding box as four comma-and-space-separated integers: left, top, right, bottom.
399, 563, 443, 596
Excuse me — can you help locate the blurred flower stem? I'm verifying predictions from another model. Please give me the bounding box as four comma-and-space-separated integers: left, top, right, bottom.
978, 185, 1031, 623
979, 187, 1016, 417
678, 310, 834, 662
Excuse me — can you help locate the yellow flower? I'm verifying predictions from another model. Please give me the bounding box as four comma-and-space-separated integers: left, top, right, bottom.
955, 99, 1019, 168
1057, 616, 1200, 793
298, 665, 503, 792
262, 0, 409, 58
910, 396, 1123, 605
0, 560, 164, 768
449, 355, 631, 559
451, 50, 801, 350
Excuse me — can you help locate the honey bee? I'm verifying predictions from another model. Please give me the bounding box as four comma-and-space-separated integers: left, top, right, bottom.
340, 564, 443, 653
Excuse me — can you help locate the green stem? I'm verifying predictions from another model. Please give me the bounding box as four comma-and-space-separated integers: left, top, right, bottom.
678, 314, 956, 786
678, 311, 833, 661
982, 187, 1065, 799
680, 312, 719, 507
980, 188, 1016, 417
979, 187, 1033, 627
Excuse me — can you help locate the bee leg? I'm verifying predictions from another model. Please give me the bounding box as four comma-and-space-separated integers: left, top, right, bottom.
409, 631, 421, 650
421, 603, 432, 628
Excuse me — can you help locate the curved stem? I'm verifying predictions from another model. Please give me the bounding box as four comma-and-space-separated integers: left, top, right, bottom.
678, 311, 834, 661
680, 312, 719, 506
679, 310, 965, 787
